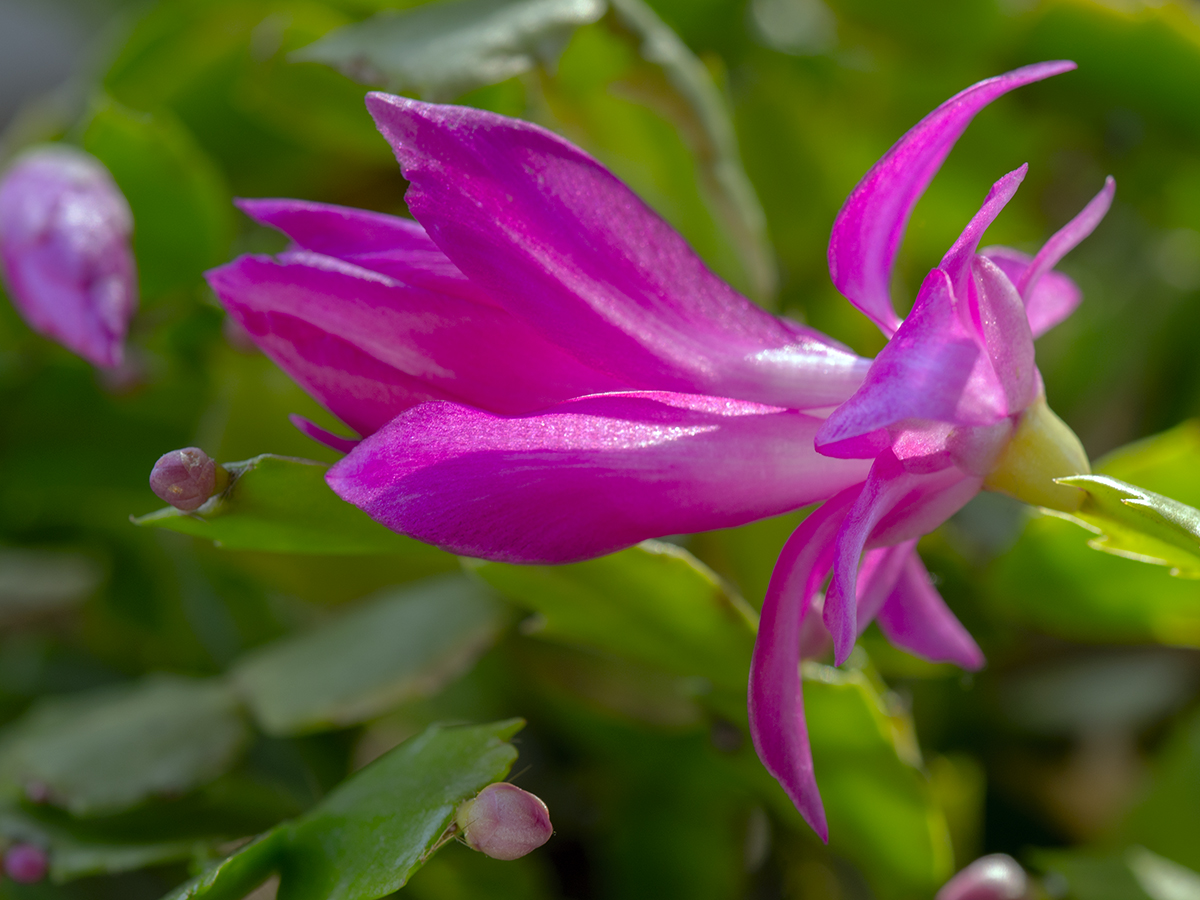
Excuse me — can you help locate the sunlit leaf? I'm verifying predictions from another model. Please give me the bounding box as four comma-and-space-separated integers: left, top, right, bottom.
473, 540, 757, 695
1054, 474, 1200, 577
0, 676, 248, 817
133, 454, 444, 556
232, 575, 508, 735
291, 0, 606, 102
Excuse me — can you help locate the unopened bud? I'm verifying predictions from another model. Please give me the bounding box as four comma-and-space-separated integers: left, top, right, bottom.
455, 783, 552, 861
0, 145, 137, 368
935, 853, 1027, 900
4, 843, 48, 883
149, 448, 226, 511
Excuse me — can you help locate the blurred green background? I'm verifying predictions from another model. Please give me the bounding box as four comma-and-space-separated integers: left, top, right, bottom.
1, 0, 1200, 897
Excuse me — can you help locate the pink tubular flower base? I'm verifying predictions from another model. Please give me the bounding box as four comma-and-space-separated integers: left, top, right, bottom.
206, 61, 1113, 840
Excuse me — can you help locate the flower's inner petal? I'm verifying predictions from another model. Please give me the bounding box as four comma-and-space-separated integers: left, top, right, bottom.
326, 392, 872, 564
981, 246, 1082, 338
876, 554, 984, 670
366, 93, 868, 410
749, 488, 860, 842
235, 198, 481, 301
828, 61, 1076, 336
939, 165, 1027, 303
1017, 176, 1115, 299
816, 269, 1005, 457
288, 414, 360, 453
854, 539, 917, 627
824, 452, 979, 663
207, 251, 626, 432
970, 255, 1036, 414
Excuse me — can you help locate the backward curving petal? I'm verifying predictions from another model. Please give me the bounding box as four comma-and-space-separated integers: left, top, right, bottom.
1017, 176, 1115, 300
326, 392, 872, 564
823, 451, 980, 664
828, 61, 1076, 336
365, 93, 869, 410
749, 488, 860, 842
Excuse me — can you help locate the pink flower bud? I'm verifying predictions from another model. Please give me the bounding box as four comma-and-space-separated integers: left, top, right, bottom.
455, 783, 553, 861
149, 448, 221, 511
936, 854, 1028, 900
4, 844, 48, 883
0, 145, 137, 368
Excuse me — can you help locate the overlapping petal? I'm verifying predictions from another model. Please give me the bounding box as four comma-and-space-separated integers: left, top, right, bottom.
326, 392, 872, 564
365, 93, 869, 410
207, 250, 627, 434
828, 61, 1075, 335
236, 198, 485, 302
981, 247, 1081, 338
876, 554, 984, 670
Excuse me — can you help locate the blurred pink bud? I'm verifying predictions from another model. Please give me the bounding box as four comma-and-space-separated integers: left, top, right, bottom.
0, 145, 137, 368
936, 854, 1028, 900
4, 843, 48, 883
149, 448, 220, 511
456, 782, 553, 861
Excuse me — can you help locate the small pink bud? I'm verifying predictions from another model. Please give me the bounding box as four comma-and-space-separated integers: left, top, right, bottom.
0, 145, 137, 368
936, 854, 1027, 900
149, 448, 223, 511
455, 783, 553, 861
4, 843, 48, 883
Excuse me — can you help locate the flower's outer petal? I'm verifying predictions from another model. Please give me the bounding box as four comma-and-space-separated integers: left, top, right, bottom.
288, 414, 360, 453
326, 392, 873, 564
828, 62, 1076, 336
816, 270, 1005, 457
877, 553, 984, 670
939, 165, 1026, 301
971, 255, 1036, 414
0, 145, 137, 367
207, 251, 626, 433
366, 93, 869, 409
981, 246, 1081, 338
823, 451, 980, 663
1017, 176, 1115, 300
749, 488, 860, 842
235, 198, 481, 300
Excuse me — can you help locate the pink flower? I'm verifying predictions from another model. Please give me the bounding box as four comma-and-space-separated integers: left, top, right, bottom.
0, 146, 137, 368
206, 61, 1111, 839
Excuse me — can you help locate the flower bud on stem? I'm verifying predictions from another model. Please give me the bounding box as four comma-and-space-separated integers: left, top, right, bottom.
149, 448, 229, 511
4, 843, 48, 883
455, 783, 553, 861
935, 853, 1027, 900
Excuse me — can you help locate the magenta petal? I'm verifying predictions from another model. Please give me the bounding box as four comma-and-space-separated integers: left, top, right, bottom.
236, 198, 481, 300
1017, 176, 1115, 299
939, 165, 1026, 300
828, 62, 1076, 335
854, 539, 918, 628
326, 392, 873, 564
749, 488, 860, 841
970, 255, 1036, 414
981, 246, 1082, 338
816, 269, 1004, 456
207, 252, 625, 432
288, 414, 360, 453
877, 553, 984, 670
365, 93, 869, 409
823, 452, 980, 663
